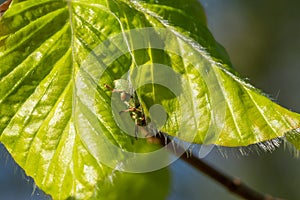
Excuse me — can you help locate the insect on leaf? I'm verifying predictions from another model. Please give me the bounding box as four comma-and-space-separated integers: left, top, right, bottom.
0, 0, 300, 199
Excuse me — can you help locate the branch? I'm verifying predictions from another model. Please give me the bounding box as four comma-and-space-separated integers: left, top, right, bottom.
154, 133, 283, 200
0, 0, 12, 16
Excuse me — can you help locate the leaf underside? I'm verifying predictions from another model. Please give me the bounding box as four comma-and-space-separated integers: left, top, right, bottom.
0, 0, 299, 199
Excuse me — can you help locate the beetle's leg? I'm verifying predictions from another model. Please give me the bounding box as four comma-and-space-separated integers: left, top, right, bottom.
104, 84, 114, 91
119, 107, 137, 115
104, 84, 126, 94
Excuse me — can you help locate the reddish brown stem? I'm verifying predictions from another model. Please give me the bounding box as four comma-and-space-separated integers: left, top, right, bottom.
0, 0, 12, 15
154, 133, 283, 200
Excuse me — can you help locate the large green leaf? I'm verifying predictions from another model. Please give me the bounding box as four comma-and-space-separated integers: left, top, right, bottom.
0, 0, 299, 199
0, 0, 173, 199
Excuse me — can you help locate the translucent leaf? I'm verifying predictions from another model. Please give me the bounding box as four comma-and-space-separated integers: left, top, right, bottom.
0, 0, 172, 199
286, 129, 300, 151
0, 0, 300, 199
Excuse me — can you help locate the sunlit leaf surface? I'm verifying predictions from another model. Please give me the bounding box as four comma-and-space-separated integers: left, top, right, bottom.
0, 0, 299, 199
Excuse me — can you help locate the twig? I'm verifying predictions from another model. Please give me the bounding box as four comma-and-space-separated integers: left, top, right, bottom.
154, 133, 283, 200
0, 0, 12, 16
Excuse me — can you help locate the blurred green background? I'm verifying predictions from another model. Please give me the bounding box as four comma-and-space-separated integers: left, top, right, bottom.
0, 0, 299, 199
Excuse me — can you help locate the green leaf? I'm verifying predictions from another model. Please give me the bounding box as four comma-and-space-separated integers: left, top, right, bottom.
0, 0, 172, 199
0, 0, 300, 199
286, 129, 300, 151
